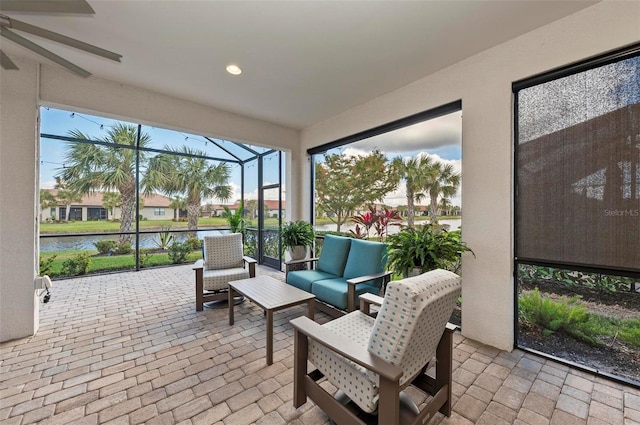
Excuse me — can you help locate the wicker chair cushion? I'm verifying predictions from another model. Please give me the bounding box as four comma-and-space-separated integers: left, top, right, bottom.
203, 268, 250, 292
308, 311, 379, 413
366, 269, 461, 386
204, 233, 244, 270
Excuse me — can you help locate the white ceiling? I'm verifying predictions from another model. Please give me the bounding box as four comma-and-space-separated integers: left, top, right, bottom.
1, 1, 598, 129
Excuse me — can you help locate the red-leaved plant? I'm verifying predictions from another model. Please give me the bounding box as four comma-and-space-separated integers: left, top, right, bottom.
349, 205, 401, 241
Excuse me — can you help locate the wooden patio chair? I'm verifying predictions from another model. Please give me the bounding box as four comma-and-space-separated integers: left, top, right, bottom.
291, 269, 461, 425
193, 233, 256, 311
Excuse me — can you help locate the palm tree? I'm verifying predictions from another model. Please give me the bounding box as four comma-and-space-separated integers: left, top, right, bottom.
53, 177, 83, 222
391, 155, 433, 227
102, 192, 120, 220
423, 162, 461, 224
169, 196, 187, 220
438, 197, 453, 216
144, 146, 232, 237
57, 123, 152, 242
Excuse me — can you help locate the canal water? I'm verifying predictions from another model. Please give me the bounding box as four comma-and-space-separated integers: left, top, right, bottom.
39, 230, 227, 252
39, 219, 462, 252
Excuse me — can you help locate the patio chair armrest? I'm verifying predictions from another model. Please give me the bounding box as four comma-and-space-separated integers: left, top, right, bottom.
346, 271, 392, 286
243, 256, 257, 277
193, 259, 204, 270
359, 292, 384, 314
359, 292, 384, 306
290, 316, 403, 383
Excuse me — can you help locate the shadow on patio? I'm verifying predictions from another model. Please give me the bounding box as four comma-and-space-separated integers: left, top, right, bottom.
1, 265, 638, 424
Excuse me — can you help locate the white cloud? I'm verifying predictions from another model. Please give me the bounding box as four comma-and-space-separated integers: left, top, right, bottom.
350, 111, 461, 154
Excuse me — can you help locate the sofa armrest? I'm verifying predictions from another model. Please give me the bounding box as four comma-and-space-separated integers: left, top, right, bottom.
285, 257, 319, 266
285, 257, 319, 277
346, 271, 391, 312
346, 270, 392, 286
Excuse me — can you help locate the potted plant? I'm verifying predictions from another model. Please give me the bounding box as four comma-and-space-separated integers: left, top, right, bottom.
281, 220, 315, 260
386, 224, 473, 278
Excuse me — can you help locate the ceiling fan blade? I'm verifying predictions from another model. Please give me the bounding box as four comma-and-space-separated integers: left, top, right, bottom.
6, 17, 121, 62
0, 48, 19, 69
0, 0, 94, 14
0, 27, 90, 77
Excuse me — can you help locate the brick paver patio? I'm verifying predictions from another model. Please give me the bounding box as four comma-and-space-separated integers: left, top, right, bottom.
1, 264, 638, 424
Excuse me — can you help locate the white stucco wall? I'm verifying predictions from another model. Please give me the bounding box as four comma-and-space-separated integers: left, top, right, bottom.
0, 59, 40, 341
300, 0, 640, 350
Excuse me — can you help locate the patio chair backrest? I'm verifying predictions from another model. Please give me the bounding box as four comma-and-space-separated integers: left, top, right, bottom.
203, 233, 244, 270
367, 269, 461, 386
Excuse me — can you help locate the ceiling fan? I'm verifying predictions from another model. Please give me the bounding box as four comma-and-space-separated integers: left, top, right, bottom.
0, 0, 121, 77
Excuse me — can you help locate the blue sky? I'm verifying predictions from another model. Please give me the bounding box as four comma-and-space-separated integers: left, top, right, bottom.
39, 108, 283, 203
40, 107, 462, 207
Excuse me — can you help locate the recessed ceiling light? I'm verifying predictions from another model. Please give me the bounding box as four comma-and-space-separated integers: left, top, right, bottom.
226, 64, 242, 75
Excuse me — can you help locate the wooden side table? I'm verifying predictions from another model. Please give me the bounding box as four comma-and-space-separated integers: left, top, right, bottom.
228, 275, 315, 365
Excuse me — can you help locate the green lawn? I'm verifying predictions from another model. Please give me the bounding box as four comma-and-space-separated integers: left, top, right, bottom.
41, 249, 202, 277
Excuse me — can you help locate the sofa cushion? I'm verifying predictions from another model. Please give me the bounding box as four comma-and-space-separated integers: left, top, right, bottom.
316, 235, 352, 276
312, 277, 379, 310
287, 270, 337, 292
342, 239, 387, 279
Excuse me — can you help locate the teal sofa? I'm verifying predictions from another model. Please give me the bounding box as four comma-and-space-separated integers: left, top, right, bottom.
285, 234, 391, 314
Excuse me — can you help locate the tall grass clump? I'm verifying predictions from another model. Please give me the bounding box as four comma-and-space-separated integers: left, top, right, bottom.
519, 288, 594, 344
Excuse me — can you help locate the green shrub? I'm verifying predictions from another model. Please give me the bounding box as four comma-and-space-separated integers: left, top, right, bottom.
94, 240, 117, 254
60, 253, 91, 276
138, 248, 152, 268
519, 288, 594, 343
39, 254, 57, 275
168, 241, 191, 264
185, 237, 202, 251
619, 318, 640, 347
113, 241, 133, 255
519, 264, 635, 293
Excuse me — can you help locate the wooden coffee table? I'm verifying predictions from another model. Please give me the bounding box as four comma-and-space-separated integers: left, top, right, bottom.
228, 275, 315, 365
